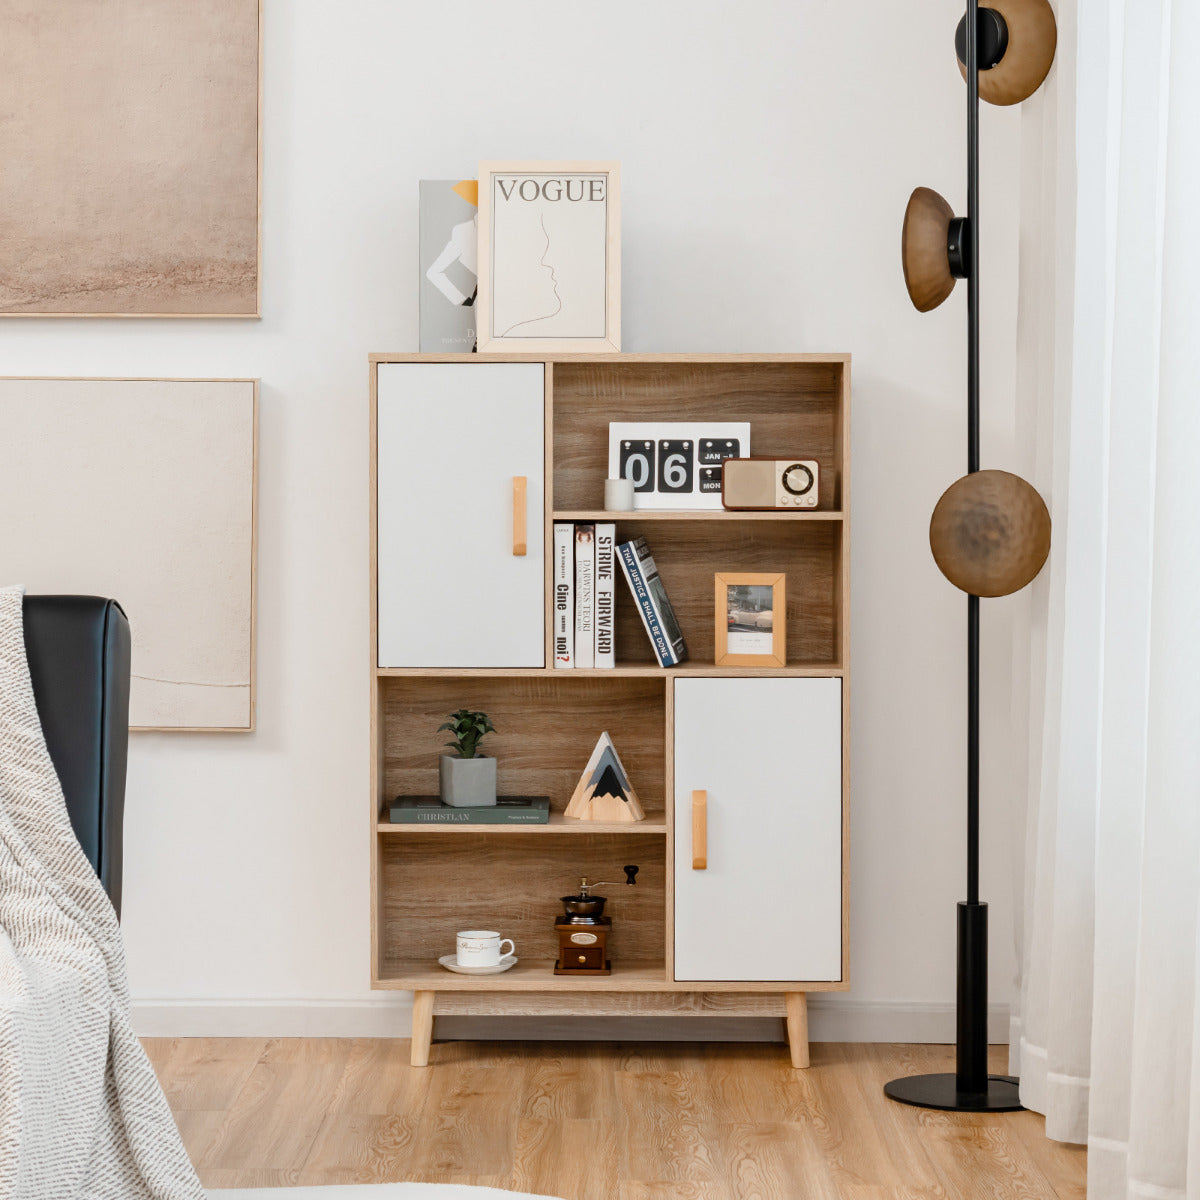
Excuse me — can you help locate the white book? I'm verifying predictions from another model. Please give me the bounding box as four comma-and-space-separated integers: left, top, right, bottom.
574, 524, 596, 668
594, 523, 616, 668
553, 523, 575, 668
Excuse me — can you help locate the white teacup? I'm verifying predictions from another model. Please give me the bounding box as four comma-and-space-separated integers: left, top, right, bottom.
456, 930, 515, 968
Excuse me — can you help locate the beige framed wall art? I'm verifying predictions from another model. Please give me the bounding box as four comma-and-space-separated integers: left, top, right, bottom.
0, 0, 262, 317
0, 378, 258, 731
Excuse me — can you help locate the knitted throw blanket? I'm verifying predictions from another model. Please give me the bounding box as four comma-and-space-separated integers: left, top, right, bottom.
0, 585, 203, 1198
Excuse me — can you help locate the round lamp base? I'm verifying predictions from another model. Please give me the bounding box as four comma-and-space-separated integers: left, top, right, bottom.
884, 1073, 1023, 1113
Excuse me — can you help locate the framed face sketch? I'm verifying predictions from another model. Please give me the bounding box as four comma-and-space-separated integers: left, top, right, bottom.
477, 161, 620, 353
715, 573, 787, 667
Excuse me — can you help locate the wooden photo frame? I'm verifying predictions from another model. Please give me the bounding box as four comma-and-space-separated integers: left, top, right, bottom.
715, 573, 786, 667
476, 160, 620, 353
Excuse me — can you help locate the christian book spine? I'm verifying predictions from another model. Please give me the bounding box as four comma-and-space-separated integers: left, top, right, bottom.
617, 539, 674, 666
594, 523, 616, 668
575, 523, 596, 668
387, 806, 550, 825
553, 523, 574, 668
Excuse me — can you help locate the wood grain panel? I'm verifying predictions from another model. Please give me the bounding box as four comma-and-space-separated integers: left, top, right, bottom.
381, 675, 666, 817
432, 991, 788, 1016
380, 831, 665, 971
552, 360, 843, 511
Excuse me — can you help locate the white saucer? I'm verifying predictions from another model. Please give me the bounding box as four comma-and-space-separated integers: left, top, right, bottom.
438, 954, 518, 976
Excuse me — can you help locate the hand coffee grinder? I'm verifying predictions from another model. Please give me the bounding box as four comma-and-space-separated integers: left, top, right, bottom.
554, 865, 638, 976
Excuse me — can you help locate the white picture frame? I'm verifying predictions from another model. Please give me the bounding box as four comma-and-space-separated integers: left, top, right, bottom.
476, 160, 620, 353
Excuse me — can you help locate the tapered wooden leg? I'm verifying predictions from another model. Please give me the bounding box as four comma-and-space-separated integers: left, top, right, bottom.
785, 992, 810, 1069
411, 990, 435, 1067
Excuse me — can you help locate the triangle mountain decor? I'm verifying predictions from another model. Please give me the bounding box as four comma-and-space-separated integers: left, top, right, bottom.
564, 731, 645, 823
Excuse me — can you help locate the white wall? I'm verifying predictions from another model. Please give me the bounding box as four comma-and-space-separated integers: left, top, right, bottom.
1, 0, 1027, 1040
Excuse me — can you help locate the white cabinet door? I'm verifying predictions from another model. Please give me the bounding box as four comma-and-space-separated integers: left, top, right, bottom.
377, 362, 545, 668
673, 677, 843, 982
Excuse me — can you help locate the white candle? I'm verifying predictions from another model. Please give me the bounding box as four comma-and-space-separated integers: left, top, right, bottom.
604, 477, 635, 511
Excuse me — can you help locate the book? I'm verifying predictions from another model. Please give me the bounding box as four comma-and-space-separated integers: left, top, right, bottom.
419, 180, 478, 353
553, 523, 574, 668
388, 796, 551, 824
594, 523, 616, 668
574, 523, 596, 668
617, 536, 688, 667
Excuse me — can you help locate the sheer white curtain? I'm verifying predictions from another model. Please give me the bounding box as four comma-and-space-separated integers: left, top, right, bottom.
1011, 0, 1200, 1195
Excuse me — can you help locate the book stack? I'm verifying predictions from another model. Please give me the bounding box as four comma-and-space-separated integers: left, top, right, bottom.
554, 522, 617, 668
554, 525, 688, 669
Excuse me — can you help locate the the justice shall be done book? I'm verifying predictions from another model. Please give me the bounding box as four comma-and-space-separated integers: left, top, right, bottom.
419, 180, 478, 352
617, 536, 688, 667
388, 796, 551, 824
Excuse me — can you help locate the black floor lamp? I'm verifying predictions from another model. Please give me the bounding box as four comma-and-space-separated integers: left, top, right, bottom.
884, 0, 1057, 1113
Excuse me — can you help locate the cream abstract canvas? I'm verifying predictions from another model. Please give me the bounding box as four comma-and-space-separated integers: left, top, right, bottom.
0, 379, 257, 730
0, 0, 261, 316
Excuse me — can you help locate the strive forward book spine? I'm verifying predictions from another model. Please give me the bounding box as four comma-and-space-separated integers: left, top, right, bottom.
594, 523, 616, 668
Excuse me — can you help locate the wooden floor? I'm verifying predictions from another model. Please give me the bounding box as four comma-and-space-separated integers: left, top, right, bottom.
143, 1037, 1086, 1199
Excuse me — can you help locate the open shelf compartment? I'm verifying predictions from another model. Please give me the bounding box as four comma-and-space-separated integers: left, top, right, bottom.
551, 358, 846, 512
377, 831, 665, 984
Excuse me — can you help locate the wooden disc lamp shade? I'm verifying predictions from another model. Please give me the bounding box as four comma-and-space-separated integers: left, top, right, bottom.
930, 470, 1051, 597
885, 0, 1056, 1116
902, 187, 961, 312
955, 0, 1058, 106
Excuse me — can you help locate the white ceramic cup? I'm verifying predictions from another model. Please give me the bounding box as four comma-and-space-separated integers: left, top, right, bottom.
456, 930, 515, 968
604, 477, 635, 511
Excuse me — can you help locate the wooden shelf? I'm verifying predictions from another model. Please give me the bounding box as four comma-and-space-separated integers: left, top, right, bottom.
377, 959, 669, 991
553, 509, 843, 522
377, 814, 667, 835
375, 959, 846, 994
370, 353, 851, 1063
376, 663, 843, 679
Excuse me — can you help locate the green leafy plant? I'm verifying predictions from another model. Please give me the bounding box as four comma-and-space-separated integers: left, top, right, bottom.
438, 709, 496, 759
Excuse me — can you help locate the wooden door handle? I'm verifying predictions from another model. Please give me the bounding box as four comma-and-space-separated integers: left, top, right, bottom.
692, 790, 707, 869
512, 476, 527, 556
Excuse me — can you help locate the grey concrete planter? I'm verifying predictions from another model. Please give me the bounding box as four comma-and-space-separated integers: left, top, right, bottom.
439, 755, 498, 807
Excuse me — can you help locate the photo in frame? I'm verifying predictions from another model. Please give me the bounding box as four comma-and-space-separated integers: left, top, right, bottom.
476, 160, 620, 353
714, 573, 787, 667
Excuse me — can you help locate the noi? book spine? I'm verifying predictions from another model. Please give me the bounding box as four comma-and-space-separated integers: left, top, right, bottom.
553, 523, 574, 668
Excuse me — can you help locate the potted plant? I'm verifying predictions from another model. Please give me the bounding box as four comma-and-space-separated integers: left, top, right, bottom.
438, 708, 498, 807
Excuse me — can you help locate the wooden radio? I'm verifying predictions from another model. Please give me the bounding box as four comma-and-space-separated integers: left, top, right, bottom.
554, 866, 638, 976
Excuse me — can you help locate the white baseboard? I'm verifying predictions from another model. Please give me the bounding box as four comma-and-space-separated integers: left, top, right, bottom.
132, 995, 1011, 1044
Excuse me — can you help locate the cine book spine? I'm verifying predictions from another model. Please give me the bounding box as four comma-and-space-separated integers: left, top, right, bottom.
617, 539, 674, 666
594, 523, 616, 668
553, 523, 574, 668
574, 523, 596, 668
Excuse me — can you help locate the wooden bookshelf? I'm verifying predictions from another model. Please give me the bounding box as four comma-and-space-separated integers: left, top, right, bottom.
370, 353, 850, 1068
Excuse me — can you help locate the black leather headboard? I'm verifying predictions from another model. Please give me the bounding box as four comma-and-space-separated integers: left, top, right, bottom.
22, 595, 131, 916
